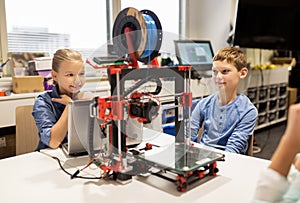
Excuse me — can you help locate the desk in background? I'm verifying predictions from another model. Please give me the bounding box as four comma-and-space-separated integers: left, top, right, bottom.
0, 78, 110, 159
0, 78, 111, 128
0, 92, 40, 128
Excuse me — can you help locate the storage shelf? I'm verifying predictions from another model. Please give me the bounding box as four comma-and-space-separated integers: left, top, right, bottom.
254, 117, 287, 131
244, 67, 289, 130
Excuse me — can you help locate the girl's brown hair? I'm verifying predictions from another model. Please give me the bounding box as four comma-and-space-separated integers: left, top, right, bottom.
52, 49, 83, 72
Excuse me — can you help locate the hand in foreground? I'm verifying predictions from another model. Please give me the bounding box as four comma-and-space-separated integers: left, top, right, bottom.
283, 103, 300, 153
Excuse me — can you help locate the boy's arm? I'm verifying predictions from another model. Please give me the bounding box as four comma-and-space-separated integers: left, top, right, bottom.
225, 108, 257, 153
190, 103, 203, 142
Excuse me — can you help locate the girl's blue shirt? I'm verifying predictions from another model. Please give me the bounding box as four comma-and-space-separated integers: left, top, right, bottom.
32, 85, 67, 150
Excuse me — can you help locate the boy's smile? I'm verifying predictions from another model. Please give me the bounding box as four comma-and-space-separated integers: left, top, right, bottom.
212, 60, 242, 91
212, 59, 248, 105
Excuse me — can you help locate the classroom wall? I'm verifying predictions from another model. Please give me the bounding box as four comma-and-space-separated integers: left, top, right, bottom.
185, 0, 232, 52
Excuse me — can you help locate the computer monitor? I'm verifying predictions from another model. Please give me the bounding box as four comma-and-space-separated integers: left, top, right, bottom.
174, 40, 214, 79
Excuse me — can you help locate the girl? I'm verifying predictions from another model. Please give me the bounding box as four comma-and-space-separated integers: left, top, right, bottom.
32, 48, 87, 150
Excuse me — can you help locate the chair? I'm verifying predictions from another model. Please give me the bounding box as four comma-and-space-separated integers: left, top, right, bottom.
246, 134, 254, 156
15, 105, 39, 155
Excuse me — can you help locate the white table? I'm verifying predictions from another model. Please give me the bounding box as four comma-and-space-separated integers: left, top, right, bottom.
0, 131, 270, 203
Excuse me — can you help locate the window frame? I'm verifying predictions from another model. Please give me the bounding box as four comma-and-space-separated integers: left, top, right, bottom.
0, 0, 8, 66
0, 0, 185, 77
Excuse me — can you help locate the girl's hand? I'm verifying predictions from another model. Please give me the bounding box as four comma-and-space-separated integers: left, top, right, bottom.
52, 94, 72, 105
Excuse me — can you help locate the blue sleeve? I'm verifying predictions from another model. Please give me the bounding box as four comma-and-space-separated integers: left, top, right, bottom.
225, 105, 258, 154
32, 96, 57, 147
190, 101, 204, 141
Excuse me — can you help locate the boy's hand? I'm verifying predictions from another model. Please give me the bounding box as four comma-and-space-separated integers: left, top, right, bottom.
52, 94, 72, 105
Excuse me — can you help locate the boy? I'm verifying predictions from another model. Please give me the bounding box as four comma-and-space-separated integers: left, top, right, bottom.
190, 46, 258, 154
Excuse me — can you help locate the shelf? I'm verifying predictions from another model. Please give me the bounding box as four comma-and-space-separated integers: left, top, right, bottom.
254, 117, 287, 131
244, 67, 289, 131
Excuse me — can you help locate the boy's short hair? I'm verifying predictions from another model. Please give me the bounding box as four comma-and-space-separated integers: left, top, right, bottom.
213, 46, 247, 71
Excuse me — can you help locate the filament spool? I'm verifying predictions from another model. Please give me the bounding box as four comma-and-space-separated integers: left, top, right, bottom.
112, 7, 162, 63
139, 9, 162, 63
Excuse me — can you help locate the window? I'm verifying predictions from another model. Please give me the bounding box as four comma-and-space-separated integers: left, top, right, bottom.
5, 0, 107, 59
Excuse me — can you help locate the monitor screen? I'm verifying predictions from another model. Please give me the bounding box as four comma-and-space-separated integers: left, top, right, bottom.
174, 40, 214, 65
233, 0, 300, 51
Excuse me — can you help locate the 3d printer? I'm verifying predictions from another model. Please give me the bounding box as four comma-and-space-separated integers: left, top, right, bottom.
83, 7, 224, 192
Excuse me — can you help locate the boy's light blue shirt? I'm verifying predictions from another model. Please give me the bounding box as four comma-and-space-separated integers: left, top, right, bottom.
191, 93, 258, 154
